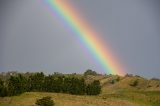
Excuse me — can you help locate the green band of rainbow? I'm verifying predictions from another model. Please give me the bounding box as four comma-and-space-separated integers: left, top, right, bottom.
43, 0, 125, 75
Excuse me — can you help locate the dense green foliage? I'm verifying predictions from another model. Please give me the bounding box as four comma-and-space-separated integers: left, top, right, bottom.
86, 80, 101, 95
0, 72, 101, 97
84, 69, 97, 76
0, 78, 7, 97
8, 74, 28, 96
68, 77, 86, 95
28, 72, 45, 91
36, 96, 54, 106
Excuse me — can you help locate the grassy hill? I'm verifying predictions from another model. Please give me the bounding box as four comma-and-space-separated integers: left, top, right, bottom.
0, 74, 160, 106
0, 92, 151, 106
100, 75, 160, 106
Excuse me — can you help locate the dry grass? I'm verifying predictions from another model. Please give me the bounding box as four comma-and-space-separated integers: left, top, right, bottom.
0, 75, 159, 106
101, 76, 160, 106
0, 92, 147, 106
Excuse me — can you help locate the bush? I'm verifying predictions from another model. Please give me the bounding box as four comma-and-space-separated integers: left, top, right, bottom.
0, 79, 8, 97
130, 80, 138, 87
116, 77, 120, 82
36, 96, 54, 106
84, 69, 97, 76
125, 73, 133, 77
86, 80, 101, 95
151, 78, 160, 81
110, 80, 115, 84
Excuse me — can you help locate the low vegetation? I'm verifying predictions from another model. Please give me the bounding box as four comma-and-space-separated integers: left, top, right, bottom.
0, 71, 101, 97
36, 96, 54, 106
0, 70, 160, 106
84, 69, 97, 76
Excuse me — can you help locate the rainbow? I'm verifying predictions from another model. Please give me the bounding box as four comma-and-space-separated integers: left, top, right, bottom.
42, 0, 125, 75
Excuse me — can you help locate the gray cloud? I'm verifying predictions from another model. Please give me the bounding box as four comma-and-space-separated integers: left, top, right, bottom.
0, 0, 160, 78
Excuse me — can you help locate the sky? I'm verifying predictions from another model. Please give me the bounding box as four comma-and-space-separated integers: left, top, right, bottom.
0, 0, 160, 78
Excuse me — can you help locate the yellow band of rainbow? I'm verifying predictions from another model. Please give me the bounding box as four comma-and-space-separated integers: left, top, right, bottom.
43, 0, 125, 75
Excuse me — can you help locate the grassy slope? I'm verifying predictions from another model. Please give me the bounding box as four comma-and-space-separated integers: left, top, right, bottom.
101, 76, 160, 106
0, 75, 160, 106
0, 92, 148, 106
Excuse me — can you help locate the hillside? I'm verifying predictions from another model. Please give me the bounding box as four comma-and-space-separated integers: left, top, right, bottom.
100, 75, 160, 106
0, 73, 160, 106
0, 92, 151, 106
101, 75, 160, 92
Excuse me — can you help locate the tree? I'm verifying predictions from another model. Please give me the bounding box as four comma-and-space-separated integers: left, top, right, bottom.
29, 72, 45, 91
62, 77, 72, 93
36, 96, 54, 106
43, 75, 64, 93
7, 74, 28, 96
0, 78, 7, 97
84, 69, 97, 76
86, 80, 101, 95
0, 71, 102, 97
54, 76, 63, 92
43, 75, 53, 92
0, 78, 4, 93
69, 77, 86, 95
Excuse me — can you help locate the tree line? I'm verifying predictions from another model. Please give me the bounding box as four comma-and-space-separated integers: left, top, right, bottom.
0, 72, 101, 97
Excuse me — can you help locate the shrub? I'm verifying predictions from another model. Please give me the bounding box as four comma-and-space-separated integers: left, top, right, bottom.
84, 69, 97, 76
130, 80, 138, 87
116, 77, 120, 82
110, 80, 115, 84
147, 85, 152, 88
151, 78, 160, 81
0, 79, 8, 97
86, 80, 101, 95
36, 96, 54, 106
125, 73, 133, 77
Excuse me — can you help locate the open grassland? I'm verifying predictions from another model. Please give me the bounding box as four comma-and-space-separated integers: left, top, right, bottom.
0, 90, 159, 106
0, 75, 160, 106
100, 75, 160, 106
0, 92, 153, 106
101, 90, 160, 106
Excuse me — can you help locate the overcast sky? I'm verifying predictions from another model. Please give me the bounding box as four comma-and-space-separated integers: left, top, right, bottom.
0, 0, 160, 78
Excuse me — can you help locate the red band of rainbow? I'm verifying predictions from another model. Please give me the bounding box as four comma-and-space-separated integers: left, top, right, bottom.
43, 0, 125, 75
